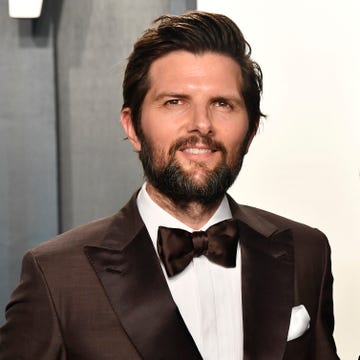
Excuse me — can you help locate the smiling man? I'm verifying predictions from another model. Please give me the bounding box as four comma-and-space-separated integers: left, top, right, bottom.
0, 11, 339, 360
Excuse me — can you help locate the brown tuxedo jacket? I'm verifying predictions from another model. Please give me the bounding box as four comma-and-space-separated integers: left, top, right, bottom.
0, 193, 339, 359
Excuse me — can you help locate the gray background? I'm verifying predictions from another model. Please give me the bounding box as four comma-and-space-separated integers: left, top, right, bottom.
0, 0, 196, 324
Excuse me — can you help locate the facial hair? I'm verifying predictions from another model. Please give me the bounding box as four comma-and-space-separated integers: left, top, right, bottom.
139, 134, 247, 207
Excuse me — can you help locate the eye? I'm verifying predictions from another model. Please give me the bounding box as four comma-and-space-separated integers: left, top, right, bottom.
164, 98, 183, 106
214, 99, 233, 110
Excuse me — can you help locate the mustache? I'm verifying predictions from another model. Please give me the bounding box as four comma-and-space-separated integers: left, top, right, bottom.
168, 135, 227, 158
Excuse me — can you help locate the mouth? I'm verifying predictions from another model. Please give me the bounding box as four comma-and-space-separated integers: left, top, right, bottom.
182, 147, 215, 155
178, 140, 218, 154
168, 135, 225, 161
177, 144, 219, 164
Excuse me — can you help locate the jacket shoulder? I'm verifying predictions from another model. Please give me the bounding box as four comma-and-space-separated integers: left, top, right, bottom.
30, 214, 116, 258
242, 204, 321, 231
229, 196, 329, 246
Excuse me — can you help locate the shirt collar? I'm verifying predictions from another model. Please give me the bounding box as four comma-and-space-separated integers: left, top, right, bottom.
137, 182, 233, 247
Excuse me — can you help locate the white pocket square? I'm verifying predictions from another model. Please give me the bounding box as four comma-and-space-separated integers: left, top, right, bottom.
287, 304, 310, 341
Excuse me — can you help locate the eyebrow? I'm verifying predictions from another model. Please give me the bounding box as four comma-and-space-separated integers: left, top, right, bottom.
154, 92, 244, 102
153, 92, 191, 102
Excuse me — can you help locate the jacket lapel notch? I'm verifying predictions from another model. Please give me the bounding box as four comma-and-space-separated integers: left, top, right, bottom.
85, 221, 202, 359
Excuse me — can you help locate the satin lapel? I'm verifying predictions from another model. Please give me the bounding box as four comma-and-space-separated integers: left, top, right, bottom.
84, 195, 202, 360
229, 197, 294, 360
241, 227, 294, 360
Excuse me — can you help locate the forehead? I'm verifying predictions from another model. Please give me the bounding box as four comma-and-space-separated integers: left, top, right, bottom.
147, 50, 243, 94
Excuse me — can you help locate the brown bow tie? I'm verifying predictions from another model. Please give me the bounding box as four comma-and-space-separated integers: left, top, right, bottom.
157, 219, 239, 277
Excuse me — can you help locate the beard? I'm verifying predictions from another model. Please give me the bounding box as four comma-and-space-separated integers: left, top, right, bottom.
139, 134, 247, 207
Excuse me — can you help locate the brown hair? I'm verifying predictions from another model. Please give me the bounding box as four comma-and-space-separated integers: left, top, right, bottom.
122, 11, 264, 138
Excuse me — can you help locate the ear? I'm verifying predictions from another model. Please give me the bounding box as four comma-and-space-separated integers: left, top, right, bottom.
120, 107, 141, 152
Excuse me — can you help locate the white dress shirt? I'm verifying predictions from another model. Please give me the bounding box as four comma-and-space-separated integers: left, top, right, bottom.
137, 183, 243, 360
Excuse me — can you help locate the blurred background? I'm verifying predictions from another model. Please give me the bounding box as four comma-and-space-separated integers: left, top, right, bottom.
199, 1, 360, 358
1, 0, 359, 358
0, 0, 195, 321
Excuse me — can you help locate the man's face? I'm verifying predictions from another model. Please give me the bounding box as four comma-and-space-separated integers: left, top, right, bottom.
122, 51, 253, 205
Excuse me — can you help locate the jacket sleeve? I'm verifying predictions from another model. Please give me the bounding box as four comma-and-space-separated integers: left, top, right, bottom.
284, 229, 340, 360
310, 235, 339, 359
0, 251, 66, 359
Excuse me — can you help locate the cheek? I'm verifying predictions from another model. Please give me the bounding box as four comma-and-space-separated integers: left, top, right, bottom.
225, 125, 248, 143
142, 134, 172, 169
223, 131, 249, 161
141, 122, 173, 149
142, 123, 179, 155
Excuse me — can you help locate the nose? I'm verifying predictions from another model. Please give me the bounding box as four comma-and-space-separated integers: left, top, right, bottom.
187, 104, 214, 135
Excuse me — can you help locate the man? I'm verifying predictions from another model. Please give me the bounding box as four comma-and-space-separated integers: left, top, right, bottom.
0, 11, 339, 360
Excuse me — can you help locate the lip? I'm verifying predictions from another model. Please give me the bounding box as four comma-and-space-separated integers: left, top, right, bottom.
177, 144, 219, 162
182, 147, 213, 155
178, 143, 217, 153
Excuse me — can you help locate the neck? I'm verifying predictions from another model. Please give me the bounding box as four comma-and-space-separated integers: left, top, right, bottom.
145, 183, 223, 230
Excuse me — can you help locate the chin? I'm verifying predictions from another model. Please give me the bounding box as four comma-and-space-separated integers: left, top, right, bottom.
182, 172, 213, 188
